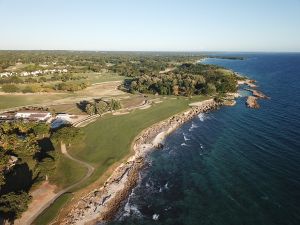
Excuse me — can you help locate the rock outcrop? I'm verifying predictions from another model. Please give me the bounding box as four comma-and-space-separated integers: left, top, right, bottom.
240, 78, 270, 109
246, 96, 260, 108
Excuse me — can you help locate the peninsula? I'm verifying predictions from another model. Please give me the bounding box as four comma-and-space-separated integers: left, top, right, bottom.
0, 51, 245, 225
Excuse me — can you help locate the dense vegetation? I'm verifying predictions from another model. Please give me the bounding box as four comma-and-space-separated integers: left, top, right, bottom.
129, 63, 238, 96
0, 73, 88, 93
0, 121, 81, 221
0, 51, 240, 96
0, 51, 198, 73
77, 98, 122, 116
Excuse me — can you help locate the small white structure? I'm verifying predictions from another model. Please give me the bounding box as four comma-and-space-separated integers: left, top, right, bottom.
0, 72, 13, 77
56, 113, 72, 120
15, 111, 52, 121
51, 113, 73, 129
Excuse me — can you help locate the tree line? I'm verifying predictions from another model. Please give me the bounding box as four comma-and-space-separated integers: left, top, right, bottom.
77, 98, 122, 116
128, 63, 238, 96
0, 121, 82, 221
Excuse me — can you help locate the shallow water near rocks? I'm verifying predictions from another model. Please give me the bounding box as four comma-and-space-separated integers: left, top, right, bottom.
109, 53, 300, 225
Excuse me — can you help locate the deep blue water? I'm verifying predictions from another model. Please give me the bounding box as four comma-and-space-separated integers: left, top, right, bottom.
111, 53, 300, 225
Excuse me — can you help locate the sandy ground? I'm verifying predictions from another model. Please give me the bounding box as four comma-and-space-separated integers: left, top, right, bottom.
14, 182, 57, 225
0, 81, 125, 113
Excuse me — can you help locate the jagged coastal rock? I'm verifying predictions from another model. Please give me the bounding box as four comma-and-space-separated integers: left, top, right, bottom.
246, 96, 260, 108
239, 78, 269, 109
248, 88, 270, 99
61, 99, 219, 225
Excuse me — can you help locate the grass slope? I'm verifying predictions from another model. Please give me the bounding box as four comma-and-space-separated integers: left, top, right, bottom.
33, 95, 209, 224
72, 96, 208, 185
50, 154, 87, 189
0, 94, 70, 110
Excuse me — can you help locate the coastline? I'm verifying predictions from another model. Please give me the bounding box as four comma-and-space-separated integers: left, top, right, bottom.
61, 99, 220, 225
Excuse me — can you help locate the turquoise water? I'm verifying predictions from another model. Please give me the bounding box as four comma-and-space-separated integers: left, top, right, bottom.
110, 53, 300, 225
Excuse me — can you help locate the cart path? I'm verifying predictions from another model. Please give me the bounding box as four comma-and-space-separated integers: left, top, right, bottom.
15, 143, 94, 225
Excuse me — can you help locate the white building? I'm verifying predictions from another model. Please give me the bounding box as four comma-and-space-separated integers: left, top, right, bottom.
0, 72, 13, 77
56, 113, 72, 120
15, 111, 52, 121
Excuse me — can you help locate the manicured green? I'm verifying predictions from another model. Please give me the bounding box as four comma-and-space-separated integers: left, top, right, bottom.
50, 153, 86, 189
72, 95, 209, 186
32, 95, 209, 224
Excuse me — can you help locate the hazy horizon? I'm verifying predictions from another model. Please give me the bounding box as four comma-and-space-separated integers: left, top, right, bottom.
1, 0, 300, 52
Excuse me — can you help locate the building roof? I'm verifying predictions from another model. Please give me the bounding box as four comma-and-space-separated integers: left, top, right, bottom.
29, 113, 50, 118
16, 110, 50, 114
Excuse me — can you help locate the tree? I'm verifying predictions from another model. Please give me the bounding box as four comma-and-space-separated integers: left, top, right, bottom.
95, 101, 108, 115
12, 121, 33, 133
51, 127, 83, 145
0, 151, 9, 185
22, 84, 42, 93
32, 123, 50, 138
109, 99, 121, 111
2, 84, 20, 93
205, 83, 217, 95
85, 103, 95, 115
0, 191, 31, 219
0, 122, 13, 134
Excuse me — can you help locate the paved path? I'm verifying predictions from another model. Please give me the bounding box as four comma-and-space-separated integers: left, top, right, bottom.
15, 143, 94, 225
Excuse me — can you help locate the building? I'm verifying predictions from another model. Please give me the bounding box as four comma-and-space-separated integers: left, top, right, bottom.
15, 111, 52, 121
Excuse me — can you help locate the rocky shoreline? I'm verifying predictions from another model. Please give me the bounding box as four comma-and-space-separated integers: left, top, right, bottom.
61, 99, 220, 225
239, 79, 269, 109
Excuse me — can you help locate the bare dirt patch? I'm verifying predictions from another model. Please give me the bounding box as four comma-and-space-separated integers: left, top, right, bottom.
14, 182, 57, 225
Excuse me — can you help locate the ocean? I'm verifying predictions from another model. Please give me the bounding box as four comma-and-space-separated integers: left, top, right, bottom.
110, 53, 300, 225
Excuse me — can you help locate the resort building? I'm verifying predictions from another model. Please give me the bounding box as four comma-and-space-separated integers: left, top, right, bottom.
15, 111, 52, 121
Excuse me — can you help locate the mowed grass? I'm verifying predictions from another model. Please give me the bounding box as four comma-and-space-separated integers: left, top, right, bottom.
50, 154, 87, 189
33, 95, 209, 225
82, 72, 125, 84
71, 95, 209, 186
32, 193, 73, 225
0, 72, 124, 110
33, 152, 87, 225
49, 103, 86, 115
0, 94, 71, 110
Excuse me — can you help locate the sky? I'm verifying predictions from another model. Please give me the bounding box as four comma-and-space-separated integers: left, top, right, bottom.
0, 0, 300, 52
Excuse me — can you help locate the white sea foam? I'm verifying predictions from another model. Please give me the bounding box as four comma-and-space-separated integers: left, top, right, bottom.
164, 182, 169, 189
181, 143, 187, 146
152, 214, 159, 220
191, 123, 199, 128
189, 122, 199, 131
198, 113, 205, 121
183, 133, 190, 141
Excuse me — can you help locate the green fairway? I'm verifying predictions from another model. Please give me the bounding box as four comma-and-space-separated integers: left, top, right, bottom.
71, 95, 209, 186
0, 94, 71, 110
33, 95, 209, 224
83, 72, 125, 84
0, 72, 124, 111
50, 154, 87, 189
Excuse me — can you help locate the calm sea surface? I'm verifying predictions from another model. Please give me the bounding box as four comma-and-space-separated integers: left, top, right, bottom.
110, 53, 300, 225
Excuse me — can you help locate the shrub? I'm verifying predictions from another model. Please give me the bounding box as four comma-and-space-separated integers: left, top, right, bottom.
1, 84, 20, 93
